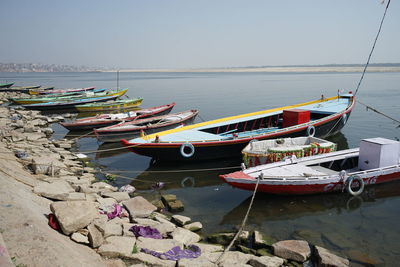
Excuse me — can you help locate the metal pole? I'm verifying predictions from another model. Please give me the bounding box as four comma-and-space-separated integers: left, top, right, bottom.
117, 69, 119, 90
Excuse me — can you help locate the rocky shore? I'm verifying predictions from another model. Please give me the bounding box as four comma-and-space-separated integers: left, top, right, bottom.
0, 91, 350, 267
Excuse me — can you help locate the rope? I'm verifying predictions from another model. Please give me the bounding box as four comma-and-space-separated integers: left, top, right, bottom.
354, 0, 391, 96
104, 165, 241, 174
70, 130, 94, 141
357, 100, 400, 126
215, 174, 261, 264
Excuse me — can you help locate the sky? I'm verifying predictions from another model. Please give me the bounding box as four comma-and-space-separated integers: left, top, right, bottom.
0, 0, 399, 69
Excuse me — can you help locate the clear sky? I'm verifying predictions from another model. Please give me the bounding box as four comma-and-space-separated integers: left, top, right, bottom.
0, 0, 399, 69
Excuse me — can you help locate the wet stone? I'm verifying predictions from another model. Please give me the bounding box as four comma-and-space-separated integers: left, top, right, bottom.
172, 215, 191, 226
315, 245, 349, 267
272, 240, 311, 262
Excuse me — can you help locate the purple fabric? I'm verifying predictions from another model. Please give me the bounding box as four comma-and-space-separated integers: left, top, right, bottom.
129, 225, 162, 239
141, 245, 201, 261
106, 204, 123, 220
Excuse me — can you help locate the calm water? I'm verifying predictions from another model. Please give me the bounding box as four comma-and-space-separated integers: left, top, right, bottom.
2, 71, 400, 265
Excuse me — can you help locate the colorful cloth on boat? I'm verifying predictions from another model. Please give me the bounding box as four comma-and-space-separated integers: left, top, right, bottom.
129, 225, 162, 239
141, 245, 201, 260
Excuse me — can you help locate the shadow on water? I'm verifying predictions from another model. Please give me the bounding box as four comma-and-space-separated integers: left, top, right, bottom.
221, 180, 400, 226
95, 142, 130, 159
220, 180, 400, 265
128, 157, 242, 191
325, 131, 349, 150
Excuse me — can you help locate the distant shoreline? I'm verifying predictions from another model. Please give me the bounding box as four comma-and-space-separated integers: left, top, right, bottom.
104, 66, 400, 73
2, 63, 400, 73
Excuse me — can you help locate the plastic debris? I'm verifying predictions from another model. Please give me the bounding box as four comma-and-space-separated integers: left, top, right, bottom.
15, 150, 29, 159
141, 245, 201, 260
119, 184, 136, 194
151, 182, 165, 190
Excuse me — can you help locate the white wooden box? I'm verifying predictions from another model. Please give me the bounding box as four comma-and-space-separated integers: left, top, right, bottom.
359, 137, 400, 170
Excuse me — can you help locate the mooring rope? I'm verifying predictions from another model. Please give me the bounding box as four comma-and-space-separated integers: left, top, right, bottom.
354, 0, 391, 96
215, 174, 261, 264
357, 100, 400, 126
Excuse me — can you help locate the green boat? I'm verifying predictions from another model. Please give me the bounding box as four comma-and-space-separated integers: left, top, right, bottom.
10, 88, 128, 105
0, 82, 15, 89
74, 98, 143, 112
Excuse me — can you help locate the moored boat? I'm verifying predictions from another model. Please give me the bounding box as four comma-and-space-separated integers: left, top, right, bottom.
0, 82, 15, 89
30, 86, 96, 95
95, 109, 199, 143
10, 88, 127, 105
121, 93, 355, 161
220, 137, 400, 195
74, 98, 143, 112
60, 102, 176, 131
242, 136, 336, 167
22, 94, 125, 111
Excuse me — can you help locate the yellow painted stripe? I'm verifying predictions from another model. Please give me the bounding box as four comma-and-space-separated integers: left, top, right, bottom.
142, 95, 339, 141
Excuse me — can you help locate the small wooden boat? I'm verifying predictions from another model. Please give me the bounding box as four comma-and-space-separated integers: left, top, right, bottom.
10, 88, 127, 105
60, 102, 176, 131
0, 82, 15, 89
94, 110, 199, 143
1, 84, 41, 92
242, 136, 337, 167
22, 94, 124, 111
30, 86, 96, 95
74, 98, 143, 112
121, 93, 355, 161
220, 137, 400, 195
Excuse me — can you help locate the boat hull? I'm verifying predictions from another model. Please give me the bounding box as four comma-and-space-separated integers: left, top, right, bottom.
74, 98, 143, 112
61, 103, 175, 131
0, 82, 15, 89
122, 109, 352, 161
98, 112, 197, 143
22, 95, 122, 111
220, 170, 400, 195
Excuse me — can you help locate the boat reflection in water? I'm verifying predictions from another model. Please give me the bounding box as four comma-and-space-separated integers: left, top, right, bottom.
130, 158, 242, 191
220, 179, 400, 266
95, 142, 130, 160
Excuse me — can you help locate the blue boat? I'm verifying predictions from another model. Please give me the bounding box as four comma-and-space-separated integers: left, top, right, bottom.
121, 93, 355, 161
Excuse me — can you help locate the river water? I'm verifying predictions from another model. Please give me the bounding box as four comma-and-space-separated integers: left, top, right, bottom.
2, 71, 400, 265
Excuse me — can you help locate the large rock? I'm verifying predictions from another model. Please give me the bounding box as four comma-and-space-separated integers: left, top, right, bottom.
206, 251, 253, 266
50, 201, 98, 235
98, 236, 136, 258
183, 222, 203, 232
178, 257, 217, 267
102, 221, 123, 238
122, 196, 157, 219
253, 231, 277, 248
193, 243, 224, 254
248, 255, 285, 267
153, 216, 177, 234
207, 232, 235, 246
33, 180, 75, 201
135, 236, 183, 253
315, 246, 349, 267
272, 240, 311, 262
171, 227, 201, 245
126, 252, 175, 267
71, 232, 89, 244
102, 192, 130, 202
87, 223, 104, 248
172, 215, 191, 226
31, 156, 66, 175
